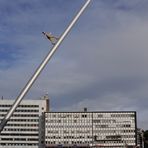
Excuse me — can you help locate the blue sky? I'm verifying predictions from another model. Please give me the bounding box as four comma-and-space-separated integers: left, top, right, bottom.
0, 0, 148, 129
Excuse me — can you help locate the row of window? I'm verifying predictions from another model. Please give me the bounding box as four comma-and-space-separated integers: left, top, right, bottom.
46, 119, 92, 123
93, 129, 135, 133
46, 125, 92, 128
1, 138, 38, 141
47, 131, 135, 136
46, 134, 135, 139
5, 119, 39, 122
0, 143, 38, 146
3, 128, 38, 132
6, 123, 38, 127
46, 136, 92, 139
47, 115, 134, 119
46, 125, 133, 130
0, 114, 39, 118
46, 116, 135, 123
0, 133, 38, 136
46, 141, 135, 146
46, 140, 135, 145
0, 109, 39, 112
46, 141, 90, 144
13, 114, 39, 117
0, 104, 39, 108
105, 135, 135, 139
47, 114, 92, 119
94, 113, 135, 118
47, 130, 91, 134
93, 119, 134, 124
94, 124, 132, 128
93, 140, 135, 144
111, 114, 135, 118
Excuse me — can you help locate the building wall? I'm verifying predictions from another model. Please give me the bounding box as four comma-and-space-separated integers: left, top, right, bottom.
92, 112, 136, 147
45, 112, 93, 147
45, 111, 136, 148
0, 97, 49, 148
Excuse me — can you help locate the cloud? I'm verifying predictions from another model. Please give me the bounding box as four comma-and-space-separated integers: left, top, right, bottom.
0, 0, 148, 130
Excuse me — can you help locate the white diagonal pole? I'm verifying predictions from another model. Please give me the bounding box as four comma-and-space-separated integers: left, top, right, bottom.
0, 0, 91, 132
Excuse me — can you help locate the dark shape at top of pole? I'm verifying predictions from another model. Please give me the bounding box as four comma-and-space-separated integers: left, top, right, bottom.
0, 0, 91, 132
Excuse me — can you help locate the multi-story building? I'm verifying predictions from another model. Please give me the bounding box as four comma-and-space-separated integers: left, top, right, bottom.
0, 95, 49, 148
45, 111, 137, 148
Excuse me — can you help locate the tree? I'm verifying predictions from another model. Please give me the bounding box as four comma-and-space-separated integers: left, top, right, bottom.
144, 130, 148, 147
144, 130, 148, 140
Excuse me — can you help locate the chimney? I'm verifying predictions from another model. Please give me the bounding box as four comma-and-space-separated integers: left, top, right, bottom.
84, 107, 87, 112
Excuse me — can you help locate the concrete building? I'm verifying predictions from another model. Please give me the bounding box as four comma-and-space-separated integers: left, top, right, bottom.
0, 95, 49, 148
45, 111, 137, 148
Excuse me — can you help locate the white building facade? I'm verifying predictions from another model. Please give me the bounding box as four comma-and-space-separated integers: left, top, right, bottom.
0, 96, 49, 148
45, 111, 137, 148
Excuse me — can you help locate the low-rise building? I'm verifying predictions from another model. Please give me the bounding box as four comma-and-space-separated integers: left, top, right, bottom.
45, 111, 137, 148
